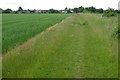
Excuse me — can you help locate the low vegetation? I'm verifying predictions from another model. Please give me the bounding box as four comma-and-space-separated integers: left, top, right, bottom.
3, 13, 118, 78
0, 14, 2, 54
2, 14, 71, 53
115, 14, 120, 38
102, 8, 117, 17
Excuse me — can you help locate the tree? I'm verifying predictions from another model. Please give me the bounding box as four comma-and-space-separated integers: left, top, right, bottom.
78, 6, 84, 12
115, 10, 120, 14
67, 8, 72, 13
96, 8, 103, 13
48, 9, 58, 13
73, 8, 79, 13
3, 9, 12, 13
88, 6, 96, 13
83, 8, 89, 13
103, 8, 117, 17
65, 7, 68, 10
30, 9, 36, 13
18, 6, 23, 11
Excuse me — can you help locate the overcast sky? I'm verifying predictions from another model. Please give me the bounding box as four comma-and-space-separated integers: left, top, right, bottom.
0, 0, 120, 10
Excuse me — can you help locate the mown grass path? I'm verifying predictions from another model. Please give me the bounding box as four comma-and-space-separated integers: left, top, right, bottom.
3, 14, 118, 78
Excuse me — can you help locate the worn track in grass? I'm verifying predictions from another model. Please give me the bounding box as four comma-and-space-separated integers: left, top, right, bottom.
3, 14, 118, 78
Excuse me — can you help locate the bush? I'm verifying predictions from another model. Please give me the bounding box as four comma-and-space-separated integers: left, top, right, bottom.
115, 28, 120, 38
112, 26, 120, 39
102, 8, 117, 17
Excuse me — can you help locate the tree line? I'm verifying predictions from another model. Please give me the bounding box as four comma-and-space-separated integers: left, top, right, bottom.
1, 6, 120, 17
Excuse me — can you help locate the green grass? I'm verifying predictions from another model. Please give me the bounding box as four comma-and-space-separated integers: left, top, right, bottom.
2, 14, 71, 53
3, 13, 118, 78
0, 14, 2, 79
0, 14, 2, 54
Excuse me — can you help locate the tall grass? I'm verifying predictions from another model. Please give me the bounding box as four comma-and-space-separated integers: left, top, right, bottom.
0, 14, 2, 54
3, 13, 118, 78
2, 14, 71, 53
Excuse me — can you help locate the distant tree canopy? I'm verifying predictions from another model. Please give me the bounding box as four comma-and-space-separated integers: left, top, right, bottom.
67, 8, 72, 13
65, 7, 68, 10
73, 8, 79, 13
102, 8, 117, 17
29, 10, 36, 13
18, 7, 23, 11
3, 9, 12, 13
72, 6, 101, 13
78, 6, 84, 12
1, 6, 120, 15
115, 10, 120, 14
96, 8, 103, 13
48, 9, 59, 13
88, 6, 96, 13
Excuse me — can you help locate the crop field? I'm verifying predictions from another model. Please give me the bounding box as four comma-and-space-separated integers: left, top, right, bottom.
2, 14, 71, 53
2, 13, 118, 78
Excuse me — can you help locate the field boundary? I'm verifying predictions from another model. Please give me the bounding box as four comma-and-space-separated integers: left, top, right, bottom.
2, 16, 69, 57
